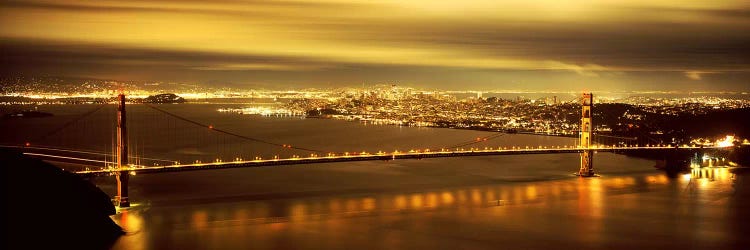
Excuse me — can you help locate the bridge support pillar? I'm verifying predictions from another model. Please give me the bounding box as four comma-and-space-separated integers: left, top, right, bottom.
115, 93, 130, 207
578, 150, 595, 177
115, 171, 130, 207
577, 93, 598, 177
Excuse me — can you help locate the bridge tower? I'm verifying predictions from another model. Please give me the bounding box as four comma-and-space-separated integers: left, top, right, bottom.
115, 94, 130, 207
578, 93, 596, 177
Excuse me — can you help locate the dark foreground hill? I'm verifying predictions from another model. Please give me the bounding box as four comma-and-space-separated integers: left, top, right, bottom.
1, 149, 123, 250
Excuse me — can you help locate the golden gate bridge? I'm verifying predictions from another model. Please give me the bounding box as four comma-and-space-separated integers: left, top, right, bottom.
1, 93, 734, 207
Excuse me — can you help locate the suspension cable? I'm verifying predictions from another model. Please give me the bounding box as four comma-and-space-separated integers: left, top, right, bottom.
31, 104, 107, 143
593, 134, 637, 140
634, 129, 661, 144
445, 132, 507, 149
4, 144, 177, 163
143, 103, 325, 153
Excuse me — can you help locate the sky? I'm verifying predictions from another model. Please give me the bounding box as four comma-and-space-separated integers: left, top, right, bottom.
1, 0, 749, 91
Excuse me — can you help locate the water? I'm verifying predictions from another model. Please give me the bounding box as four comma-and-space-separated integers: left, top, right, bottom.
1, 104, 748, 249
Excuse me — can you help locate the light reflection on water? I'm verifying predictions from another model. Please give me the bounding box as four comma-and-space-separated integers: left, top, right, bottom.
111, 167, 745, 249
2, 105, 744, 248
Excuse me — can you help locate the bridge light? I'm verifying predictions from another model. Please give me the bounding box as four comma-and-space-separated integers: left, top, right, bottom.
24, 142, 30, 147
208, 125, 214, 129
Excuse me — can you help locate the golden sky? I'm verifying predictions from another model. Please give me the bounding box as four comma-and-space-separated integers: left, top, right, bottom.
1, 0, 749, 90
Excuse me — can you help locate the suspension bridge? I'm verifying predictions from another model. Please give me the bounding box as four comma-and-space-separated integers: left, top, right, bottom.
1, 93, 733, 207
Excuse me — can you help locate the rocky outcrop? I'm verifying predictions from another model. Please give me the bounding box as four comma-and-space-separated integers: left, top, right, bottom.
143, 93, 185, 104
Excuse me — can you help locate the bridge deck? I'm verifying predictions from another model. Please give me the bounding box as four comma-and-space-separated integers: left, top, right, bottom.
73, 146, 723, 177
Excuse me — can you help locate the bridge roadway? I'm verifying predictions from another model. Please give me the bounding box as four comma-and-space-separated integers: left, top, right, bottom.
74, 146, 724, 177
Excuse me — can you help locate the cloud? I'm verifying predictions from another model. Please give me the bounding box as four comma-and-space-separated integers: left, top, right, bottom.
684, 71, 722, 80
193, 63, 332, 71
1, 1, 750, 90
685, 71, 703, 80
543, 62, 611, 77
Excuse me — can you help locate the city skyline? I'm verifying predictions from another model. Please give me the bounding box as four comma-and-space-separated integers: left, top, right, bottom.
1, 0, 749, 91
